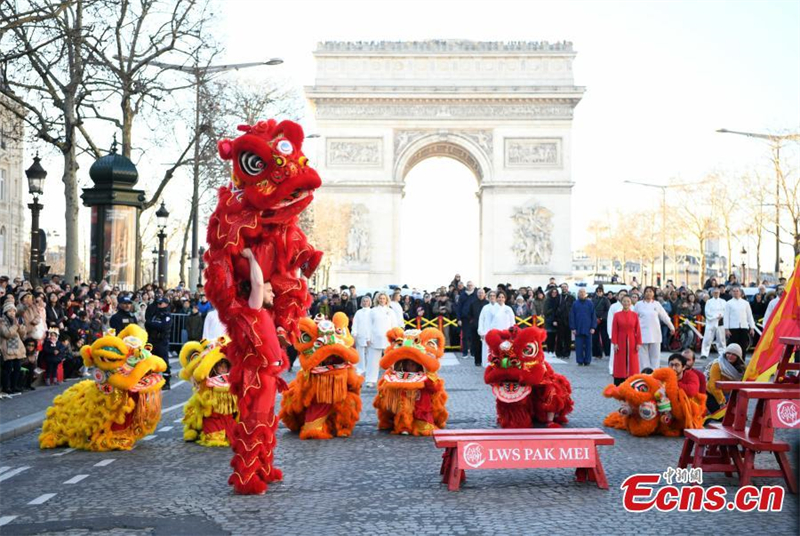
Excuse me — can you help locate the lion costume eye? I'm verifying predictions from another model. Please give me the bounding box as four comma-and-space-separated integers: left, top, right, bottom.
299, 332, 312, 344
275, 139, 293, 155
638, 402, 657, 421
522, 342, 538, 358
239, 151, 265, 176
394, 338, 404, 348
630, 379, 649, 393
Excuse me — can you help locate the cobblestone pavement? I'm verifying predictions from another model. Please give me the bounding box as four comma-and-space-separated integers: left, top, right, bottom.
0, 353, 797, 535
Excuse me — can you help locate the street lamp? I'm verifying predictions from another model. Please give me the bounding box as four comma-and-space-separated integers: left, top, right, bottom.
624, 180, 681, 286
156, 201, 169, 288
151, 247, 158, 284
146, 57, 284, 292
717, 129, 800, 276
740, 247, 747, 286
25, 154, 47, 287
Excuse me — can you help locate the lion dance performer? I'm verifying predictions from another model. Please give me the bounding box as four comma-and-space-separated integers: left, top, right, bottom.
603, 368, 706, 437
373, 328, 448, 436
39, 325, 166, 451
484, 325, 574, 428
180, 337, 237, 447
204, 119, 322, 494
279, 312, 363, 439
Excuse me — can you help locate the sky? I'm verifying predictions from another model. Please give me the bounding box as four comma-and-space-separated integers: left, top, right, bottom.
27, 0, 800, 285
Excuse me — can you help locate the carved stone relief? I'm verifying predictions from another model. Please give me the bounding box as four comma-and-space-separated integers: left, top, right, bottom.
326, 138, 383, 167
316, 101, 575, 120
344, 204, 371, 266
511, 204, 554, 266
504, 138, 562, 167
394, 129, 492, 158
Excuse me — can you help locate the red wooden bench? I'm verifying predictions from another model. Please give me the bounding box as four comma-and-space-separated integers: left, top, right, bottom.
433, 428, 614, 491
679, 337, 799, 494
678, 428, 740, 476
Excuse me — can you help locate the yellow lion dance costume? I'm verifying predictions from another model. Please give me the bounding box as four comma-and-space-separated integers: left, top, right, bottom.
279, 312, 362, 439
373, 328, 448, 436
39, 325, 167, 451
603, 367, 706, 437
180, 337, 238, 447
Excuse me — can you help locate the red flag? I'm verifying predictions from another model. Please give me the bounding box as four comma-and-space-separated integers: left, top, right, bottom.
744, 256, 800, 382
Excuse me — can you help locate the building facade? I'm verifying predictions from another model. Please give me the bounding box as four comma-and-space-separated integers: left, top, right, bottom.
0, 99, 26, 278
306, 40, 584, 289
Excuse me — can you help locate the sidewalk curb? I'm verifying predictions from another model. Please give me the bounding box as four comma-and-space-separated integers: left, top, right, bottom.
0, 411, 45, 443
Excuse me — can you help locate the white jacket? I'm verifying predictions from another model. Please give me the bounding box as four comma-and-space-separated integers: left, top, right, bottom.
351, 308, 372, 347
703, 297, 726, 325
389, 301, 405, 328
634, 300, 672, 344
478, 303, 515, 337
369, 305, 397, 349
723, 298, 755, 330
607, 301, 624, 337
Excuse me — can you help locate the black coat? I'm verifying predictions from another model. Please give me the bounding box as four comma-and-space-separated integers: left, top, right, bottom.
466, 298, 488, 329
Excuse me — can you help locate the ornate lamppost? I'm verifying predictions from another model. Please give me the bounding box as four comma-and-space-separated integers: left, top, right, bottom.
156, 202, 169, 288
740, 247, 747, 286
151, 247, 158, 284
25, 154, 47, 287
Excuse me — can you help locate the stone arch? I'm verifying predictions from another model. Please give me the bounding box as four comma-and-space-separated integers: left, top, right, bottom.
393, 132, 492, 186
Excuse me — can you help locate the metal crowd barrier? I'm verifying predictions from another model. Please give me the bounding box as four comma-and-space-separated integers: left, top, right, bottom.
169, 312, 189, 350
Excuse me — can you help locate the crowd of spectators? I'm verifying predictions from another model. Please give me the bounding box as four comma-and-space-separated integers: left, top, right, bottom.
0, 274, 211, 397
1, 269, 787, 398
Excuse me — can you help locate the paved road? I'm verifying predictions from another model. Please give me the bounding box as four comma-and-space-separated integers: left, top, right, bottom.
0, 353, 797, 535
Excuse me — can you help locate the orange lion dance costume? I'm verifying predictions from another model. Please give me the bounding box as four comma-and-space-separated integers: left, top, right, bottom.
279, 312, 363, 439
484, 326, 574, 428
603, 368, 706, 437
373, 328, 448, 436
204, 119, 322, 494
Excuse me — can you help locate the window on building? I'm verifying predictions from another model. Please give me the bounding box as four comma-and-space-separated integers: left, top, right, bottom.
0, 227, 6, 266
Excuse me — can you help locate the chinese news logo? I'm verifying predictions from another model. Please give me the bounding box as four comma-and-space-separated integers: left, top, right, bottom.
621, 468, 784, 512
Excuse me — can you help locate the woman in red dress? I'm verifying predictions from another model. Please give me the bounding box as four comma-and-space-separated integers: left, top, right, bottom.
611, 296, 642, 386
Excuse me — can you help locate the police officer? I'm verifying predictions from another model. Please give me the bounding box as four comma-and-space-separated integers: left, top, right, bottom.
109, 295, 137, 333
145, 297, 173, 389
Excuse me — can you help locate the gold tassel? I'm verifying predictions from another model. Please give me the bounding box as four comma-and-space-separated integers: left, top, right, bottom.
211, 391, 237, 415
384, 388, 419, 414
309, 370, 348, 405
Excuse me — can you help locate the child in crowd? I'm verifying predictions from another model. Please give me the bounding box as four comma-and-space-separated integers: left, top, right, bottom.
40, 328, 65, 386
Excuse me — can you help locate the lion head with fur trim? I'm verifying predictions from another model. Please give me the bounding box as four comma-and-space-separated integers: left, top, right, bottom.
603, 368, 704, 437
80, 324, 167, 394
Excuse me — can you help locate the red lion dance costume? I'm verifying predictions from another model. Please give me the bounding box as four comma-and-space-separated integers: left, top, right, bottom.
484, 326, 574, 428
204, 119, 322, 494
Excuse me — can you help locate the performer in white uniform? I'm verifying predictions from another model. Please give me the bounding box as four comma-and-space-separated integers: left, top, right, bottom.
700, 287, 726, 359
634, 286, 674, 371
366, 293, 395, 387
350, 295, 372, 376
478, 291, 516, 367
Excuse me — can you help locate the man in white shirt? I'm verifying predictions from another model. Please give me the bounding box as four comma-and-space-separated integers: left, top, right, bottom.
202, 307, 227, 340
700, 287, 726, 359
723, 286, 755, 354
389, 290, 405, 328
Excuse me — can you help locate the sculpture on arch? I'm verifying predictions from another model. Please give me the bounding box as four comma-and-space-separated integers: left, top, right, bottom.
511, 203, 554, 266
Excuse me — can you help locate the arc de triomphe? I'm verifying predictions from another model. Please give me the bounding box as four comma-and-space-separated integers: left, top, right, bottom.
306, 40, 584, 288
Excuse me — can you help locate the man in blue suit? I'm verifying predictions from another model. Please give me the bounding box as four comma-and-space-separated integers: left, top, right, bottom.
569, 288, 596, 366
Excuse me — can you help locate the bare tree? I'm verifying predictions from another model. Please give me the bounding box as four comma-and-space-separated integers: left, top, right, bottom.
0, 0, 99, 282
675, 176, 718, 287
300, 197, 351, 290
